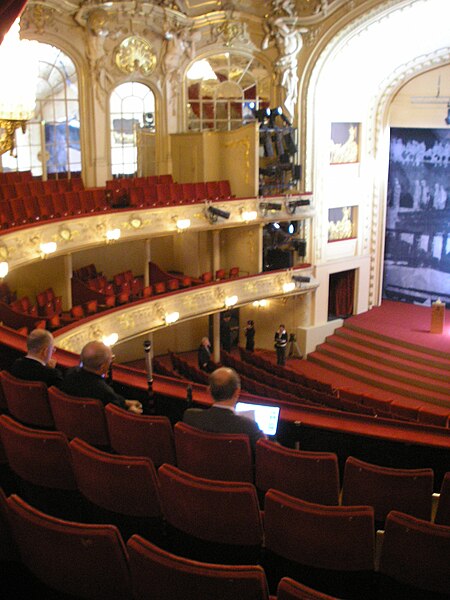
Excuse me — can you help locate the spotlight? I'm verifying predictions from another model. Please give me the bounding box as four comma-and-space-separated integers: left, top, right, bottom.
283, 129, 297, 155
255, 107, 271, 124
268, 106, 283, 128
292, 275, 311, 284
259, 201, 282, 217
285, 198, 311, 215
205, 205, 231, 223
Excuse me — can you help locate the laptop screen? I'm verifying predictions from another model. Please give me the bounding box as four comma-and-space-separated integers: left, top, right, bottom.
235, 402, 280, 436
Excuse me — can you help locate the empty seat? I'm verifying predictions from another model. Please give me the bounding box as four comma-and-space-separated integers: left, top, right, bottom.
0, 415, 79, 518
341, 456, 433, 527
0, 370, 54, 429
7, 494, 132, 600
105, 403, 175, 467
379, 510, 450, 598
127, 534, 271, 600
276, 577, 340, 600
174, 421, 253, 482
263, 489, 375, 598
70, 437, 162, 540
158, 463, 263, 564
255, 439, 340, 505
48, 386, 110, 447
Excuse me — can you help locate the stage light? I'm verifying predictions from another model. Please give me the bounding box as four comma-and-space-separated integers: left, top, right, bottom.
282, 282, 295, 293
285, 198, 311, 215
273, 222, 281, 229
102, 333, 119, 346
292, 275, 311, 284
106, 228, 121, 241
175, 218, 191, 231
0, 261, 8, 278
255, 107, 271, 124
40, 242, 57, 256
259, 201, 282, 217
268, 106, 283, 127
165, 311, 179, 325
205, 205, 231, 223
225, 295, 238, 307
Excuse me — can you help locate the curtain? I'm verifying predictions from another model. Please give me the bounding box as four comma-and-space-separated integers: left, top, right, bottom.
329, 270, 355, 318
0, 0, 28, 45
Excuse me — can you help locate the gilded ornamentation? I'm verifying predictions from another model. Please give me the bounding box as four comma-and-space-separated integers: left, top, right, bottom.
115, 36, 157, 75
0, 120, 26, 156
223, 139, 250, 183
20, 4, 55, 34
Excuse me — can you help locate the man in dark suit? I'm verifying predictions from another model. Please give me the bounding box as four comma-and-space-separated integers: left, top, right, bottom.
10, 328, 63, 388
197, 336, 213, 372
61, 341, 143, 414
183, 366, 265, 451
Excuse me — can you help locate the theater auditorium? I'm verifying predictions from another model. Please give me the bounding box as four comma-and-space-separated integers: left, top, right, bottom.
0, 0, 449, 598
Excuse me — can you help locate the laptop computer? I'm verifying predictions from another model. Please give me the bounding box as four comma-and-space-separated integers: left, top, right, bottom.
235, 401, 280, 437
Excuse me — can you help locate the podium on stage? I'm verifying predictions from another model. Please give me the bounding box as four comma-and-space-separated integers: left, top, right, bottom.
430, 299, 445, 334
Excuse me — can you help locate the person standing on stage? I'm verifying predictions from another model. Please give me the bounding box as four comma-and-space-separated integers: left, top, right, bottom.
244, 320, 255, 352
274, 324, 288, 366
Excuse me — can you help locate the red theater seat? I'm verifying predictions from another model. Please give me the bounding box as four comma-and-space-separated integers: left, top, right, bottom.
0, 370, 54, 429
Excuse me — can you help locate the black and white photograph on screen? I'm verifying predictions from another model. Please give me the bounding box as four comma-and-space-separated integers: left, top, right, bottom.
383, 127, 450, 306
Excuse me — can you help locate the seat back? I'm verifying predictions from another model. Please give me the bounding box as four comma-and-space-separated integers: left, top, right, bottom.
379, 510, 450, 595
158, 463, 263, 547
7, 494, 131, 600
0, 414, 77, 490
174, 421, 253, 482
264, 489, 374, 572
127, 534, 270, 600
70, 437, 161, 518
434, 471, 450, 526
48, 386, 109, 447
105, 403, 175, 467
255, 439, 339, 505
0, 370, 54, 428
277, 578, 339, 600
341, 456, 433, 525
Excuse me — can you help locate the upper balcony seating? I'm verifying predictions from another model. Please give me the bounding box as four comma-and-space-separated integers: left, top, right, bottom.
127, 534, 272, 600
6, 493, 132, 600
341, 456, 434, 529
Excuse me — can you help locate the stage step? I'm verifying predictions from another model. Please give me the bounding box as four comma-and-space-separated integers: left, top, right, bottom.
335, 327, 450, 371
327, 332, 449, 383
308, 348, 450, 408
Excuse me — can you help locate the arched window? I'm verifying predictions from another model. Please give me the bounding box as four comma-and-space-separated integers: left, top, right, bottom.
110, 82, 155, 177
1, 44, 80, 176
186, 53, 270, 131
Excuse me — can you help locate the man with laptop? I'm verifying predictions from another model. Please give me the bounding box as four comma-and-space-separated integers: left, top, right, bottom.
183, 367, 279, 451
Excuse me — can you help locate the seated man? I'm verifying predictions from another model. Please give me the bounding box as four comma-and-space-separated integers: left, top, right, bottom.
61, 341, 142, 414
183, 366, 265, 451
10, 328, 63, 388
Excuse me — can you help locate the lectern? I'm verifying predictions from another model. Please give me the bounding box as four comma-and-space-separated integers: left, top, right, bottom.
430, 299, 445, 334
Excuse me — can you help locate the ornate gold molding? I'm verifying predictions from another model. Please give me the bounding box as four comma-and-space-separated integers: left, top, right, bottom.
115, 36, 157, 75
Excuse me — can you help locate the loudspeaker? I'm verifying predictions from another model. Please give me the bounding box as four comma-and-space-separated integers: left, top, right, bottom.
293, 164, 301, 180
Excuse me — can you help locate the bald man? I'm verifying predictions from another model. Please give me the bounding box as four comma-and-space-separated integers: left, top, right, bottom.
61, 341, 142, 414
10, 328, 63, 388
183, 367, 265, 451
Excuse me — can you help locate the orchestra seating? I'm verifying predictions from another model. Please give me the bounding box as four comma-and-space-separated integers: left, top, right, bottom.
0, 370, 54, 429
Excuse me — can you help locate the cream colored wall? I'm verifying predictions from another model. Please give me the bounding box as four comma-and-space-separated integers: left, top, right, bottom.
73, 239, 148, 279
220, 225, 260, 275
7, 256, 67, 304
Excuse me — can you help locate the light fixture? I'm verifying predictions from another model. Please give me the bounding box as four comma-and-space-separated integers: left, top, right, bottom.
0, 19, 38, 155
292, 275, 311, 284
285, 197, 311, 215
59, 226, 72, 241
241, 209, 257, 222
255, 107, 271, 124
129, 216, 142, 229
106, 228, 121, 241
259, 201, 282, 217
224, 295, 238, 308
205, 204, 230, 224
253, 299, 268, 308
282, 282, 295, 293
165, 311, 179, 325
102, 332, 119, 346
0, 261, 9, 278
39, 242, 57, 256
175, 217, 191, 231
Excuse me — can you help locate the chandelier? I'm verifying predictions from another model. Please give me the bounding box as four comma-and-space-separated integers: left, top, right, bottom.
0, 18, 38, 155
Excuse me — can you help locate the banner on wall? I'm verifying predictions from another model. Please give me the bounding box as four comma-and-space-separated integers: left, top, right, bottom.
383, 127, 450, 305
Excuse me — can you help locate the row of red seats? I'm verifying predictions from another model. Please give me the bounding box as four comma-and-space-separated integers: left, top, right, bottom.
1, 398, 449, 598
0, 176, 84, 201
126, 180, 233, 208
105, 174, 174, 189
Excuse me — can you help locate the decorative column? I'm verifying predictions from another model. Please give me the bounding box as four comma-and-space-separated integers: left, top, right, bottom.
63, 253, 73, 311
144, 239, 151, 287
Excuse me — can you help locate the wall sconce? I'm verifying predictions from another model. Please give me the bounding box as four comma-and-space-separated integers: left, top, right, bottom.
205, 203, 230, 224
174, 217, 191, 231
0, 261, 9, 278
165, 311, 179, 325
259, 201, 282, 217
282, 282, 296, 293
59, 226, 72, 241
224, 295, 238, 308
106, 228, 121, 242
39, 242, 57, 257
253, 299, 268, 308
102, 332, 119, 346
129, 216, 142, 229
240, 208, 257, 222
285, 196, 311, 215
